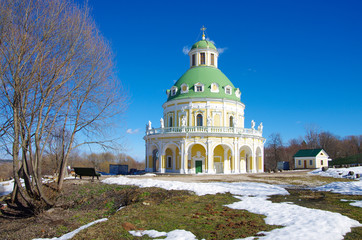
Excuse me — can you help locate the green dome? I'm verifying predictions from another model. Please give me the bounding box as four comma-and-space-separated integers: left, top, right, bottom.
191, 40, 217, 51
167, 66, 241, 102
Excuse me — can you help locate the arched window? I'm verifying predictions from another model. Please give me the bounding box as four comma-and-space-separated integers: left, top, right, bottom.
169, 116, 173, 127
229, 116, 234, 127
197, 114, 203, 126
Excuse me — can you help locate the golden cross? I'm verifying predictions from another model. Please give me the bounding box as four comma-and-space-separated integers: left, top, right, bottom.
201, 25, 206, 40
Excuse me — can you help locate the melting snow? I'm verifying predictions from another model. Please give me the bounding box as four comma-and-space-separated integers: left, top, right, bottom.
102, 176, 362, 240
227, 196, 360, 240
0, 179, 17, 196
310, 166, 362, 180
32, 218, 108, 240
102, 176, 288, 196
129, 229, 197, 239
314, 181, 362, 195
341, 199, 362, 208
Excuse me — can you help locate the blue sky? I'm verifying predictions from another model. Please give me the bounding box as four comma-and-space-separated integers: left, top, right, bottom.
83, 0, 362, 161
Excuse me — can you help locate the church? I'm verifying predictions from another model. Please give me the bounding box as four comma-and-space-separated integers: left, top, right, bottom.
144, 28, 265, 174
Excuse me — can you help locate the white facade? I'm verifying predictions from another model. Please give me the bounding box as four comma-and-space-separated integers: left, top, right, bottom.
144, 32, 265, 174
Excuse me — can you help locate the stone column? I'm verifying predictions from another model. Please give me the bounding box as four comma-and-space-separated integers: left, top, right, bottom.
160, 155, 166, 173
252, 150, 257, 173
207, 140, 214, 173
180, 140, 185, 174
145, 140, 149, 172
233, 140, 239, 173
172, 148, 176, 172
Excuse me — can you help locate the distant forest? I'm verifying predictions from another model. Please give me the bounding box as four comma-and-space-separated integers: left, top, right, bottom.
265, 127, 361, 170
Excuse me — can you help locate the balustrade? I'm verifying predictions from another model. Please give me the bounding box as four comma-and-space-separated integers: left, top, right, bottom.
146, 126, 262, 137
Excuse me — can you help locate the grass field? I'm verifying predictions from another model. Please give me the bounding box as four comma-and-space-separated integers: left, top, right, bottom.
0, 172, 361, 239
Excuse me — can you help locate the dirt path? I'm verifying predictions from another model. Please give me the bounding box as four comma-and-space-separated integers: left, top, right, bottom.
123, 170, 337, 187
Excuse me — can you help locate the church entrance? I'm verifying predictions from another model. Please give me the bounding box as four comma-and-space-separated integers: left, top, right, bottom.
195, 161, 202, 174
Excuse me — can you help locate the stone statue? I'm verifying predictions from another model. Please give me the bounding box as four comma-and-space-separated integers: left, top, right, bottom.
258, 122, 263, 132
251, 120, 255, 130
233, 117, 237, 127
181, 116, 186, 126
148, 120, 152, 130
207, 116, 212, 126
160, 118, 164, 128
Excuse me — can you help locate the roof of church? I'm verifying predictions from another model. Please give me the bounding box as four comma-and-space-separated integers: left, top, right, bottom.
191, 40, 217, 50
166, 66, 241, 102
293, 149, 325, 157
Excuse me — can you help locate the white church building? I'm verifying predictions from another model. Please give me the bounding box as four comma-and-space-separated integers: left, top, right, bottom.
144, 29, 265, 174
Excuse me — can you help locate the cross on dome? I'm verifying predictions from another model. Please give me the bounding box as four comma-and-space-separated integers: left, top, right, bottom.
201, 25, 206, 40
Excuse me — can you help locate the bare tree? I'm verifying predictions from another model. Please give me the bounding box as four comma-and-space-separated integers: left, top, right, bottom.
0, 0, 126, 214
265, 133, 284, 170
304, 124, 320, 149
345, 135, 362, 163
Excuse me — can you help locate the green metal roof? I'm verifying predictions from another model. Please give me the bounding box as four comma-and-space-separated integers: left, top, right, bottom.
166, 66, 241, 102
293, 149, 323, 157
191, 40, 217, 50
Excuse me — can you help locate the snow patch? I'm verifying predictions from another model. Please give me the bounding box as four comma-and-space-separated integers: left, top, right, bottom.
340, 199, 362, 208
0, 180, 14, 196
129, 229, 196, 239
310, 166, 362, 180
227, 196, 361, 240
102, 176, 288, 196
350, 200, 362, 208
32, 218, 108, 240
314, 181, 362, 195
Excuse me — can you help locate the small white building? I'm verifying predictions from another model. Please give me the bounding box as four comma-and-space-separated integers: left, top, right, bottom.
294, 149, 331, 169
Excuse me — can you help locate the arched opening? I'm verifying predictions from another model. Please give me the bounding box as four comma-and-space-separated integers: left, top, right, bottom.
152, 149, 159, 172
162, 144, 181, 173
188, 144, 206, 174
213, 144, 233, 174
197, 114, 203, 126
239, 146, 253, 173
229, 116, 234, 127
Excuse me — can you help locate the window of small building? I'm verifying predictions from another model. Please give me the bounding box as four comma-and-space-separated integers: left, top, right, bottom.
197, 114, 203, 126
200, 52, 205, 65
229, 116, 234, 127
192, 54, 196, 66
167, 156, 172, 168
210, 53, 215, 65
169, 116, 173, 127
321, 160, 323, 165
310, 160, 313, 166
298, 160, 301, 165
